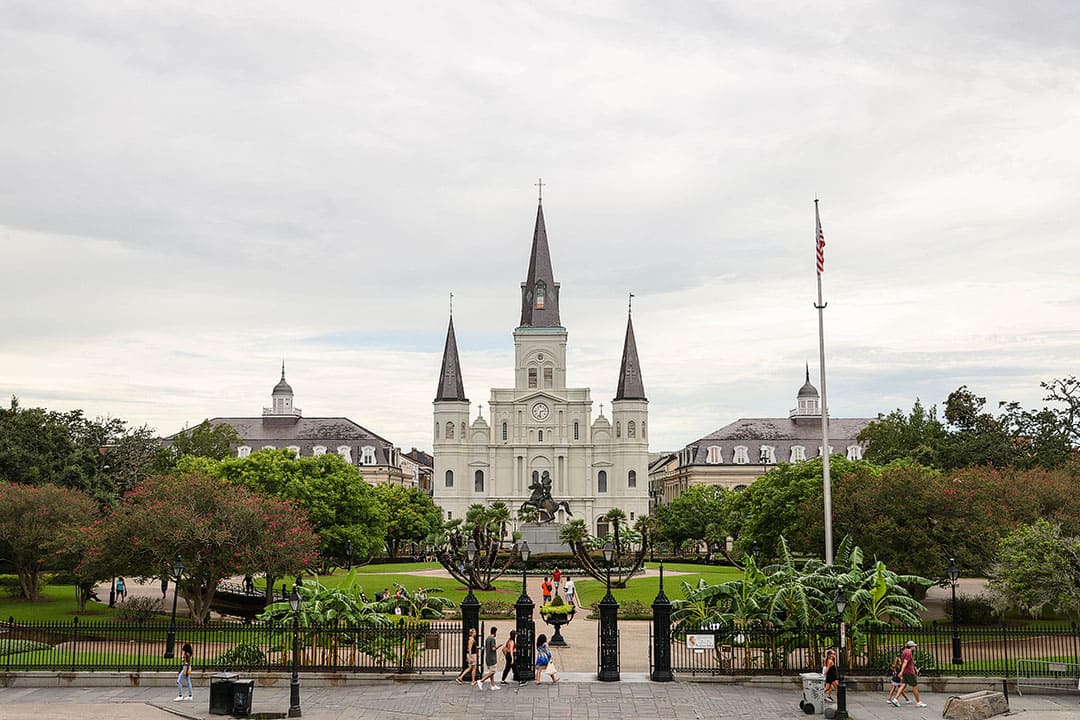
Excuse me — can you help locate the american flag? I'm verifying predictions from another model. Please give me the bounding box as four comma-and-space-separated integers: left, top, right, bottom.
815, 203, 826, 275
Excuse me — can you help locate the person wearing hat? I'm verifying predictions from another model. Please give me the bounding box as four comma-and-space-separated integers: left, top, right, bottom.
894, 641, 927, 708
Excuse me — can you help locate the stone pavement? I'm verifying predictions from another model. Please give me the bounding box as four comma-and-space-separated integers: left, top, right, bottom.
2, 677, 1077, 720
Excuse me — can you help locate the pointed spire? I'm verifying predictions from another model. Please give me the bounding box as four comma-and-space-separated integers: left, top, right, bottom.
273, 361, 292, 394
281, 360, 286, 380
615, 306, 647, 401
519, 201, 561, 328
435, 316, 468, 402
798, 363, 819, 398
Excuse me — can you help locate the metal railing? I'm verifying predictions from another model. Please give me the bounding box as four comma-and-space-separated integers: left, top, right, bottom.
1, 616, 462, 674
671, 622, 1080, 678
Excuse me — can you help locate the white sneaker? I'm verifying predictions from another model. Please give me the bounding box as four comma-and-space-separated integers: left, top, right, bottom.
184, 696, 193, 701
916, 702, 928, 708
890, 698, 900, 707
173, 696, 184, 701
476, 680, 483, 689
490, 684, 501, 690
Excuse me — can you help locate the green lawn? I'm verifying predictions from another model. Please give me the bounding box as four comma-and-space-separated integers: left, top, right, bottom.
0, 585, 124, 623
574, 563, 743, 608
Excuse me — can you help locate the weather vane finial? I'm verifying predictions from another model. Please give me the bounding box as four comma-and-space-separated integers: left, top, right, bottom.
629, 292, 635, 315
535, 177, 545, 203
449, 291, 453, 318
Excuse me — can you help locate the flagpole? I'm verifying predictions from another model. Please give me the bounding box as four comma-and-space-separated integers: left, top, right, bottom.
815, 199, 834, 565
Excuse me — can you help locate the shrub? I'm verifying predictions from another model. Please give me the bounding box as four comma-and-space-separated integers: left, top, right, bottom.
540, 595, 575, 619
869, 646, 937, 674
947, 594, 1000, 625
479, 600, 515, 617
115, 596, 161, 622
216, 643, 266, 669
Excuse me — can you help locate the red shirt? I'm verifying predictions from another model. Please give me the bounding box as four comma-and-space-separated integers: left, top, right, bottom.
900, 648, 915, 675
552, 570, 562, 583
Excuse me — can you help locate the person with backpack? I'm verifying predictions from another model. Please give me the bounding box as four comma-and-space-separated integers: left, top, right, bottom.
534, 634, 559, 684
540, 576, 553, 604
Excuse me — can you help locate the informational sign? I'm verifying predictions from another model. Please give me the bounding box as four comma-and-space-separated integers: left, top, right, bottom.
687, 634, 715, 650
840, 621, 846, 648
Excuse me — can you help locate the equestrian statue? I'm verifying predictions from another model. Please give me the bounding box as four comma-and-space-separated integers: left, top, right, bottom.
520, 470, 573, 524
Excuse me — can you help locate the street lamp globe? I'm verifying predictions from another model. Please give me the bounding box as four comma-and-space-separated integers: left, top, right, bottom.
834, 590, 848, 617
519, 540, 531, 564
466, 539, 477, 563
948, 558, 959, 583
602, 540, 614, 565
289, 588, 302, 613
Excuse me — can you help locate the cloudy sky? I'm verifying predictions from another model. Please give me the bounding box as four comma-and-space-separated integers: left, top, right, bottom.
2, 1, 1078, 453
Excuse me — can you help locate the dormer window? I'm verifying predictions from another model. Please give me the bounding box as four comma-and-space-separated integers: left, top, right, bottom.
790, 445, 806, 462
535, 280, 546, 309
847, 445, 863, 461
733, 446, 750, 464
362, 446, 376, 465
338, 445, 352, 463
759, 446, 776, 464
313, 445, 326, 456
706, 446, 722, 464
237, 445, 251, 458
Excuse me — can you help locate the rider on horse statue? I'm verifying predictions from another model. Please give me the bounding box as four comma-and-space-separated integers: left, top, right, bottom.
521, 471, 573, 523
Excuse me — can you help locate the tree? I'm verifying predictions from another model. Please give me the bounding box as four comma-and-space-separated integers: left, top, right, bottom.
430, 502, 518, 591
87, 471, 318, 623
194, 449, 388, 577
160, 419, 240, 467
655, 484, 733, 559
989, 519, 1080, 621
0, 483, 99, 599
857, 399, 947, 467
557, 514, 649, 589
373, 484, 442, 558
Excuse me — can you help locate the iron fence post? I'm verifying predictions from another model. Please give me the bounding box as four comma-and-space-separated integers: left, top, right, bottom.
650, 563, 673, 682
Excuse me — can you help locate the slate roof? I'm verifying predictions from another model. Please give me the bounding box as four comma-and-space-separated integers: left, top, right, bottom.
519, 202, 562, 328
684, 417, 873, 465
615, 312, 647, 401
435, 316, 468, 402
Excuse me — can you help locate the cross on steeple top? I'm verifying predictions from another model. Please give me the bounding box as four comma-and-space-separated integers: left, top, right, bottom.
535, 177, 545, 203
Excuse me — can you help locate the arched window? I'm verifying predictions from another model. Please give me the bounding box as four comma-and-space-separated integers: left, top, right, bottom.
460, 422, 466, 438
847, 445, 863, 461
706, 446, 722, 464
732, 446, 749, 464
598, 470, 608, 493
628, 420, 636, 438
237, 445, 251, 458
286, 446, 300, 457
759, 446, 776, 464
790, 445, 806, 462
538, 429, 544, 442
628, 470, 637, 488
528, 368, 538, 388
362, 446, 376, 465
535, 280, 546, 308
313, 445, 327, 456
262, 445, 276, 451
616, 422, 621, 438
642, 421, 647, 439
445, 470, 454, 487
573, 421, 579, 440
337, 445, 352, 463
502, 422, 508, 441
435, 422, 439, 439
445, 422, 454, 439
474, 470, 484, 492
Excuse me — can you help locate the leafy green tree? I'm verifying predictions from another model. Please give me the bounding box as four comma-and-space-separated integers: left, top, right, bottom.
989, 519, 1080, 621
557, 512, 649, 589
159, 419, 240, 469
195, 449, 388, 577
0, 482, 99, 599
373, 484, 442, 558
87, 471, 318, 623
655, 484, 733, 559
857, 399, 947, 467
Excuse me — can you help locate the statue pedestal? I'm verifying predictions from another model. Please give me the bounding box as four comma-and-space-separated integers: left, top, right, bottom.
519, 523, 570, 555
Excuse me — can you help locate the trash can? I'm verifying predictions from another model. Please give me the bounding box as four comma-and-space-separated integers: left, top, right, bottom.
232, 678, 255, 717
208, 672, 238, 715
799, 671, 826, 714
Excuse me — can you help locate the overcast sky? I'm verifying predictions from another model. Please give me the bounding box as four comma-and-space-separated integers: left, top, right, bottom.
2, 1, 1079, 454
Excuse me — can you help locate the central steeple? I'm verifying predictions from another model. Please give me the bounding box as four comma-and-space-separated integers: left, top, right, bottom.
519, 198, 562, 329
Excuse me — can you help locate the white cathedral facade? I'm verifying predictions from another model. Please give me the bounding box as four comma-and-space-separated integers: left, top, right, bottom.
432, 201, 650, 535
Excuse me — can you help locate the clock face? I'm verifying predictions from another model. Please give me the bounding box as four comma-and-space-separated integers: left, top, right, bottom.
532, 402, 550, 421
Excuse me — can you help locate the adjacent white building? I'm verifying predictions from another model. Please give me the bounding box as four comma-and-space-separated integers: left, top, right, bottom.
432, 200, 650, 534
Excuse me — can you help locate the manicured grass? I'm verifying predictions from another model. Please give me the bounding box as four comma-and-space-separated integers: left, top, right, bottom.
353, 561, 442, 574
574, 564, 744, 608
0, 585, 123, 623
308, 570, 523, 608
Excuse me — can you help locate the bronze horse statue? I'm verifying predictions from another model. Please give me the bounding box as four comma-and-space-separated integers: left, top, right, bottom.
520, 496, 573, 524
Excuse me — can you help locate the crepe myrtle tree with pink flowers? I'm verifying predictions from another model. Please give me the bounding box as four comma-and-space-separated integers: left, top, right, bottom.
85, 470, 318, 623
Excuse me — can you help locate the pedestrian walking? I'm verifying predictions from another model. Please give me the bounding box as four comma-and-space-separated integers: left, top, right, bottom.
173, 642, 193, 701
116, 577, 126, 602
160, 577, 168, 601
823, 649, 838, 702
887, 651, 911, 705
501, 630, 517, 684
477, 627, 503, 690
541, 576, 553, 604
534, 634, 559, 684
563, 576, 576, 607
894, 641, 927, 708
456, 628, 479, 686
552, 567, 562, 595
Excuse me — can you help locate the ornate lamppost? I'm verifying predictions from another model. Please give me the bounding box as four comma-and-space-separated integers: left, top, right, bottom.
597, 540, 620, 681
109, 576, 117, 608
834, 589, 849, 720
514, 540, 535, 682
949, 557, 962, 665
288, 581, 304, 717
163, 554, 184, 659
460, 539, 480, 672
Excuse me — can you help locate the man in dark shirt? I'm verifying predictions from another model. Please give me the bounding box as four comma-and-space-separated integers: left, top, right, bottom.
477, 627, 503, 690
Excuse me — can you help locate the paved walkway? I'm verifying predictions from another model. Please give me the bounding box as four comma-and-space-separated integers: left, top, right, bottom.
2, 677, 1077, 720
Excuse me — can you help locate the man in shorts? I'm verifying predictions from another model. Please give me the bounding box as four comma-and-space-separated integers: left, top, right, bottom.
894, 640, 927, 708
477, 626, 502, 690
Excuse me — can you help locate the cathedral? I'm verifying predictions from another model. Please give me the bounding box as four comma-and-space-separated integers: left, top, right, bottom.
432, 200, 650, 534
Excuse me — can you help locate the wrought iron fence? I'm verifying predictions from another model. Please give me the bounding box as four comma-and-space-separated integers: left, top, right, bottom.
671, 622, 1080, 678
1, 616, 462, 674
